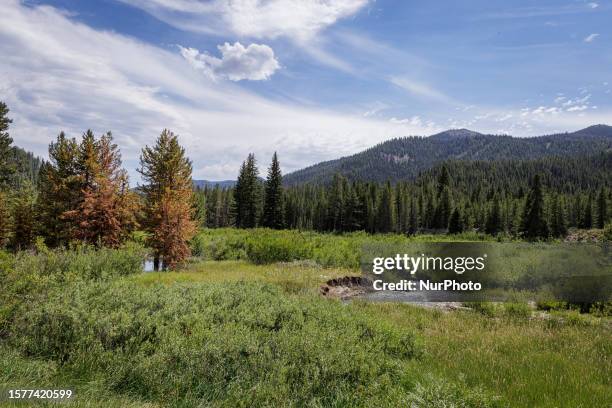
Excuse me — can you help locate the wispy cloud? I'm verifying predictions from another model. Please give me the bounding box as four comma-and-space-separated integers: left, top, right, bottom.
587, 2, 599, 9
117, 0, 369, 41
390, 77, 458, 105
584, 33, 600, 42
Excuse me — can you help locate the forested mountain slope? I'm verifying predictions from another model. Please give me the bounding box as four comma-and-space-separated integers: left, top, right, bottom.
283, 125, 612, 185
7, 146, 43, 187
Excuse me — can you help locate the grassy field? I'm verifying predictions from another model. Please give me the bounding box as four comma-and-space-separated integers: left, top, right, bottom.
134, 260, 611, 408
0, 231, 610, 407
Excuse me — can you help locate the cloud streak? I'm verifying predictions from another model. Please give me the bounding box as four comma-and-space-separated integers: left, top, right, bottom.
118, 0, 369, 41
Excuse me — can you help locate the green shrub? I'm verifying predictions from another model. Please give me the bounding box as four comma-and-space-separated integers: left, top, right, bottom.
245, 231, 313, 264
12, 243, 147, 281
11, 280, 424, 406
503, 302, 531, 318
465, 302, 503, 317
0, 244, 147, 338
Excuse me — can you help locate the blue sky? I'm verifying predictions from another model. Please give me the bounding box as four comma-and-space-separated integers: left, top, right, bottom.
1, 0, 610, 180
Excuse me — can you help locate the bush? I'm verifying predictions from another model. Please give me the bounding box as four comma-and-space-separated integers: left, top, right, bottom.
0, 244, 147, 337
11, 243, 147, 281
245, 231, 313, 264
503, 302, 531, 318
11, 280, 423, 406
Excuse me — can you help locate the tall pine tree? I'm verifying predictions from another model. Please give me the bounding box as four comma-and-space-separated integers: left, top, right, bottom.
64, 132, 139, 247
485, 195, 502, 235
520, 174, 549, 239
549, 193, 567, 238
262, 152, 284, 229
233, 154, 261, 228
139, 129, 196, 270
37, 132, 81, 246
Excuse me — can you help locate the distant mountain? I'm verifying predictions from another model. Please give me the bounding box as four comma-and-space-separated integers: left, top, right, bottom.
193, 180, 236, 189
283, 125, 612, 185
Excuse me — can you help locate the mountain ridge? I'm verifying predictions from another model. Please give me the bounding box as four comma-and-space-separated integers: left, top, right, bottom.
283, 125, 612, 185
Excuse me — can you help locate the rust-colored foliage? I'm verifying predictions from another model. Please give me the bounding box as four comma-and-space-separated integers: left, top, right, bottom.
139, 129, 195, 269
63, 132, 139, 247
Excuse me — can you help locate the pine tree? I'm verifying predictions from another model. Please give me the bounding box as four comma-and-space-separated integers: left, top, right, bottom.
485, 196, 502, 235
37, 132, 81, 246
0, 102, 15, 188
520, 174, 549, 240
433, 166, 452, 229
11, 181, 37, 250
375, 181, 395, 233
448, 207, 464, 234
64, 132, 139, 247
549, 193, 567, 238
407, 197, 418, 235
596, 187, 607, 229
262, 152, 284, 229
139, 129, 196, 270
327, 174, 345, 231
581, 193, 593, 229
342, 185, 362, 231
192, 190, 207, 229
233, 154, 261, 228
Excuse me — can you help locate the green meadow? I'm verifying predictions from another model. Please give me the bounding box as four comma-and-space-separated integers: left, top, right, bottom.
0, 230, 610, 407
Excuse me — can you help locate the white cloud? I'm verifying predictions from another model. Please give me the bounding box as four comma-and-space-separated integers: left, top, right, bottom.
588, 2, 599, 9
179, 42, 280, 81
584, 33, 599, 42
118, 0, 368, 41
0, 0, 437, 180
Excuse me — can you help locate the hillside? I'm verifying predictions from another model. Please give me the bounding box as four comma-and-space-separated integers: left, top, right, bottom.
283, 125, 612, 185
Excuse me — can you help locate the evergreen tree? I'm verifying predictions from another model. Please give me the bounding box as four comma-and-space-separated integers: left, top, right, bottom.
342, 185, 362, 231
549, 193, 567, 238
37, 132, 81, 246
192, 190, 207, 229
433, 167, 452, 229
64, 132, 139, 247
520, 174, 549, 239
596, 187, 607, 229
233, 154, 261, 228
581, 193, 593, 229
0, 101, 15, 188
407, 197, 418, 235
262, 152, 284, 229
375, 181, 395, 232
448, 207, 464, 234
485, 196, 502, 235
327, 174, 345, 231
11, 181, 37, 250
139, 129, 196, 270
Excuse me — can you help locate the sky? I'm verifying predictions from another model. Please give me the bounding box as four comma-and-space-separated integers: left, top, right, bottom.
1, 0, 611, 181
